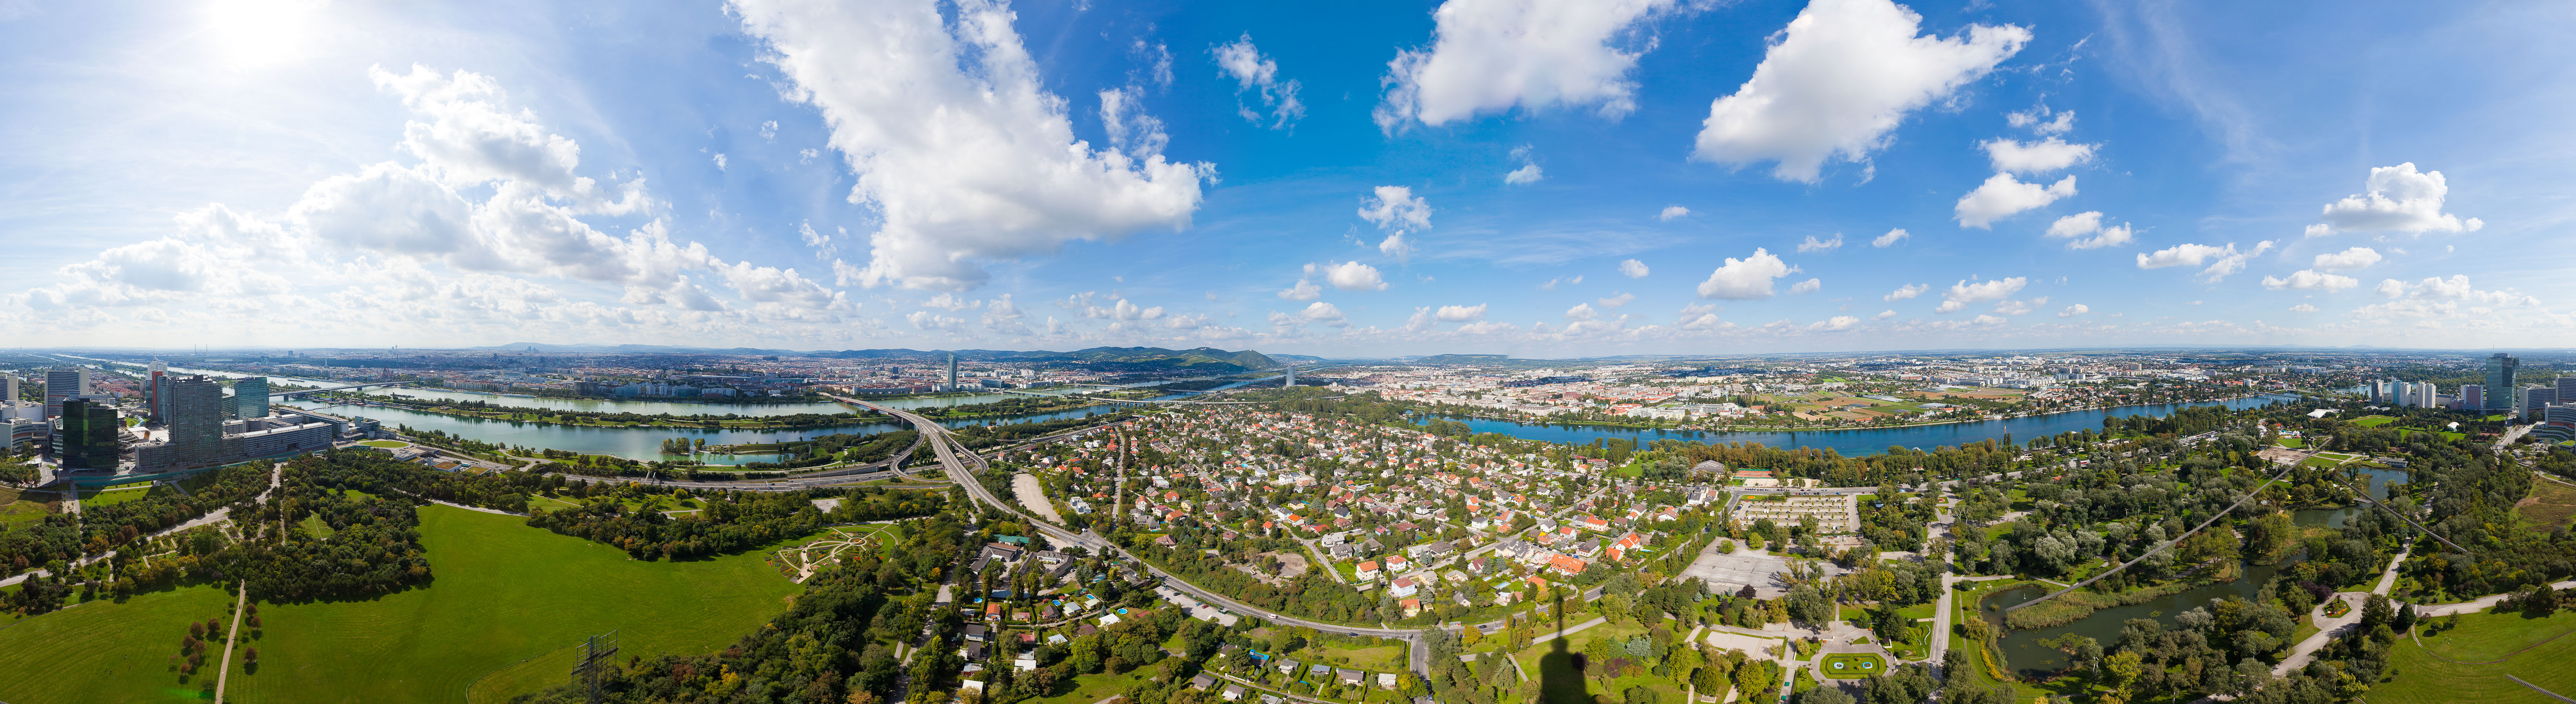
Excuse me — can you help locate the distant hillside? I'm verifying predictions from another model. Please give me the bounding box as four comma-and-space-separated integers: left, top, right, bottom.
812, 346, 1278, 373
1412, 354, 1511, 365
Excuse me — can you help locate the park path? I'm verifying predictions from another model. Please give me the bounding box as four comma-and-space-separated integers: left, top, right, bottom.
214, 581, 248, 703
2417, 579, 2576, 617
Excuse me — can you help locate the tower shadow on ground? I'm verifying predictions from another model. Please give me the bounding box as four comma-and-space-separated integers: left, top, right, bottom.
1536, 595, 1591, 704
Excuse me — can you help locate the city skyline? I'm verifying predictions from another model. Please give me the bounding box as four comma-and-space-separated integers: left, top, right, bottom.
3, 0, 2570, 356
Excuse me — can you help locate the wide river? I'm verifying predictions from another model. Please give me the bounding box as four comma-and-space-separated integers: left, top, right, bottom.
159, 366, 1261, 465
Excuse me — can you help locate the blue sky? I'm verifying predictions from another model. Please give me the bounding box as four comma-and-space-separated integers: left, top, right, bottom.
3, 0, 2570, 356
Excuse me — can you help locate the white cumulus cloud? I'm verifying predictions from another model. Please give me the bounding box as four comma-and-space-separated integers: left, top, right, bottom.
1618, 259, 1650, 278
2311, 246, 2382, 272
1358, 185, 1433, 231
1981, 137, 2095, 174
1504, 163, 1545, 185
1376, 0, 1676, 130
1691, 0, 2029, 182
1695, 248, 1795, 300
1435, 304, 1487, 322
2312, 162, 2482, 236
1883, 283, 1927, 302
1797, 233, 1844, 252
2262, 270, 2358, 292
1320, 260, 1388, 291
1871, 228, 1909, 247
1658, 205, 1690, 221
1955, 174, 2076, 228
2135, 241, 2273, 282
2042, 211, 2134, 250
1811, 315, 1859, 331
1786, 278, 1822, 295
2056, 303, 2088, 317
734, 0, 1212, 290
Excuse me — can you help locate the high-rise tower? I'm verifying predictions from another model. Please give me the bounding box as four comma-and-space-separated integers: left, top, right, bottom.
147, 360, 166, 420
945, 352, 958, 392
2484, 353, 2519, 411
235, 377, 269, 419
166, 376, 227, 468
51, 398, 122, 469
1284, 365, 1294, 389
44, 367, 89, 419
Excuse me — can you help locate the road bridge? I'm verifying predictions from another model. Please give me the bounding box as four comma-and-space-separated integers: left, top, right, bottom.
272, 380, 417, 397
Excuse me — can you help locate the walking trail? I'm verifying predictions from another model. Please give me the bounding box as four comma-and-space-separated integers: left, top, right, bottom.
214, 581, 248, 703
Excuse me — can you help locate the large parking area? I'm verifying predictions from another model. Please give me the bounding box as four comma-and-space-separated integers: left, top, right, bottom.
1675, 541, 1841, 598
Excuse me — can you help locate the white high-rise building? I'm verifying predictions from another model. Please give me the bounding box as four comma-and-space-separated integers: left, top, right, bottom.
44, 367, 90, 418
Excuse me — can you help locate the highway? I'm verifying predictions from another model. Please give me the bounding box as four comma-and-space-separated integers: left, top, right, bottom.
836, 396, 1456, 676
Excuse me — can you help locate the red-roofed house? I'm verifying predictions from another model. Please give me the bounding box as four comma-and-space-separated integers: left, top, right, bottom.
1549, 555, 1588, 575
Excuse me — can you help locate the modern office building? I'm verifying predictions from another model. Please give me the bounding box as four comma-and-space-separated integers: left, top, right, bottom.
147, 360, 166, 420
946, 352, 959, 392
44, 367, 89, 418
2462, 385, 2485, 411
132, 374, 338, 471
2484, 353, 2519, 411
50, 398, 123, 469
166, 375, 228, 468
0, 372, 17, 402
234, 377, 269, 419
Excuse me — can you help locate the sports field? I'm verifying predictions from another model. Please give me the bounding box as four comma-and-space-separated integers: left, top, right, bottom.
0, 504, 803, 704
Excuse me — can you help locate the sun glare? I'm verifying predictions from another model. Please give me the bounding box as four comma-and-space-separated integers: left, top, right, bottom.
204, 0, 324, 69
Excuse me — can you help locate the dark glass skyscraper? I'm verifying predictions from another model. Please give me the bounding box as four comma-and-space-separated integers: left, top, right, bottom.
2485, 353, 2518, 411
51, 398, 121, 469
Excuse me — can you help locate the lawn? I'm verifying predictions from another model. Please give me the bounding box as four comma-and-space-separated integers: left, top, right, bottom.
1027, 670, 1153, 704
1513, 619, 1653, 704
2275, 437, 2307, 448
1299, 643, 1406, 673
0, 504, 806, 704
2374, 608, 2576, 704
80, 485, 164, 509
0, 486, 52, 525
356, 440, 411, 448
2352, 415, 2397, 427
1818, 652, 1886, 678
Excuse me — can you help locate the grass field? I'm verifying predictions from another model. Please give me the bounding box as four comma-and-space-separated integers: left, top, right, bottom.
80, 484, 165, 509
2517, 479, 2576, 532
2374, 608, 2576, 704
356, 440, 410, 448
0, 486, 52, 525
2353, 415, 2397, 427
1818, 652, 1886, 678
0, 584, 241, 703
2276, 437, 2307, 448
1515, 619, 1654, 704
0, 504, 804, 704
1027, 671, 1153, 704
